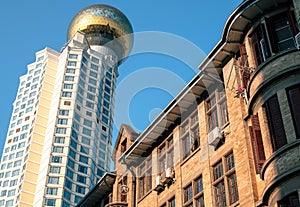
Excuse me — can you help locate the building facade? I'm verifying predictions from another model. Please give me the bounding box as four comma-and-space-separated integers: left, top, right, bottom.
79, 0, 300, 206
0, 5, 133, 207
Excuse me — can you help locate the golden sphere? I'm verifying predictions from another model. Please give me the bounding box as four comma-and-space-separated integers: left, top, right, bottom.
67, 4, 133, 60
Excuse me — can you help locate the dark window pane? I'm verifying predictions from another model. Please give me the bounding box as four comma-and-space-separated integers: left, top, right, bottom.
265, 95, 287, 151
287, 86, 300, 138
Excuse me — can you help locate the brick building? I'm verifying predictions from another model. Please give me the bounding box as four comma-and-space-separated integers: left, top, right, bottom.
78, 0, 300, 206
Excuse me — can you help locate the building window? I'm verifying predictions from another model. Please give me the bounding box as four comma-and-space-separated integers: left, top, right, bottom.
88, 78, 97, 86
249, 114, 266, 173
46, 187, 58, 195
75, 196, 82, 204
68, 54, 78, 59
79, 155, 88, 164
44, 199, 56, 206
78, 165, 87, 173
161, 197, 176, 207
180, 109, 200, 159
12, 170, 20, 177
86, 101, 94, 109
67, 61, 77, 67
5, 200, 13, 207
91, 64, 98, 71
13, 160, 21, 167
213, 152, 238, 206
249, 11, 298, 67
138, 156, 152, 199
58, 119, 68, 125
158, 135, 174, 178
184, 184, 193, 204
183, 176, 204, 207
66, 68, 76, 74
278, 191, 300, 207
121, 138, 127, 153
77, 175, 87, 184
48, 177, 59, 184
64, 84, 73, 89
86, 93, 95, 101
62, 92, 72, 98
82, 128, 91, 136
52, 156, 62, 163
287, 85, 300, 138
88, 85, 96, 93
91, 56, 99, 63
66, 169, 74, 179
69, 149, 76, 160
67, 159, 75, 168
76, 185, 85, 194
56, 127, 67, 134
169, 197, 176, 207
63, 190, 71, 200
65, 179, 73, 190
89, 71, 98, 78
64, 101, 71, 106
265, 95, 287, 151
49, 166, 61, 174
206, 90, 229, 132
54, 137, 65, 144
64, 76, 74, 82
80, 146, 89, 155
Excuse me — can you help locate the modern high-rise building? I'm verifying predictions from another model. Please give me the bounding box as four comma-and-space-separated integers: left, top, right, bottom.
0, 4, 133, 207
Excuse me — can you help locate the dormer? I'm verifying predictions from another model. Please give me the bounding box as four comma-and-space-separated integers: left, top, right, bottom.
112, 124, 139, 168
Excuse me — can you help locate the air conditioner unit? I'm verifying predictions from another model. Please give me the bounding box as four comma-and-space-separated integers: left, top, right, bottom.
207, 127, 222, 147
163, 167, 174, 185
295, 32, 300, 50
166, 168, 172, 178
156, 176, 162, 185
154, 176, 164, 192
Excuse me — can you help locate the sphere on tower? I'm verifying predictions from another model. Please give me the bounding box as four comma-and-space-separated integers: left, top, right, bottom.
67, 4, 133, 62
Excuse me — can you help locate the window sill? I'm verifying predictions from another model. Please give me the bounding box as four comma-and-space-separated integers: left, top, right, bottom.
183, 200, 193, 207
229, 200, 240, 207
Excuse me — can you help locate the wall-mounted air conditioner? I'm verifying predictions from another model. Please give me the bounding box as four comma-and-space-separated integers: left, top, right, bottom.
156, 176, 162, 185
163, 167, 174, 185
207, 127, 222, 147
166, 167, 172, 178
295, 32, 300, 50
154, 176, 164, 192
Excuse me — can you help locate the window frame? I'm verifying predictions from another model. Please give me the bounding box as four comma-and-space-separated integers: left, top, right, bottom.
286, 84, 300, 139
212, 152, 239, 207
180, 109, 200, 160
183, 175, 205, 207
264, 95, 287, 152
206, 90, 229, 133
138, 156, 152, 200
249, 10, 298, 67
158, 135, 174, 178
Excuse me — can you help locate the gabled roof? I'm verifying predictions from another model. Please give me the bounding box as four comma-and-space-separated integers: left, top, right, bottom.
112, 124, 139, 161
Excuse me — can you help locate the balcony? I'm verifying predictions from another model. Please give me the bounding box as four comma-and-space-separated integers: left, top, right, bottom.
247, 49, 300, 113
260, 140, 300, 206
105, 202, 128, 207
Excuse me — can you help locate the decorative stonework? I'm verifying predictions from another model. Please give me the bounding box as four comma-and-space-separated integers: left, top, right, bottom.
261, 141, 300, 185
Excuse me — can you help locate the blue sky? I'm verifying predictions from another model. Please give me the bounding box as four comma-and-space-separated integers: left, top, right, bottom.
0, 0, 242, 157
